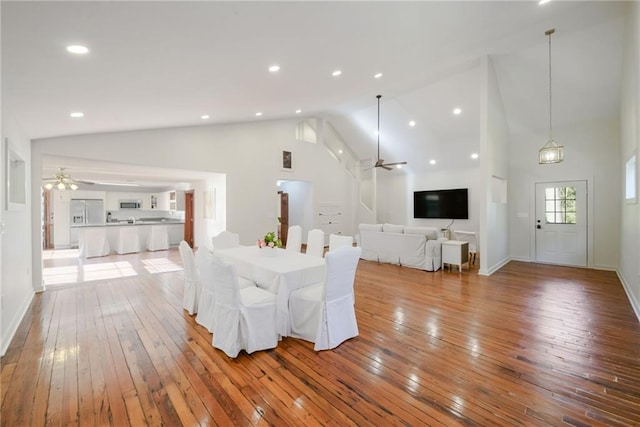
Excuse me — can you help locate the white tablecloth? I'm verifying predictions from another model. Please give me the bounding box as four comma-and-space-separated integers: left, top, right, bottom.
215, 246, 326, 336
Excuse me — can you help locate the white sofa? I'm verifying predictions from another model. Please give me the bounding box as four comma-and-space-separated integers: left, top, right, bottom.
357, 223, 442, 271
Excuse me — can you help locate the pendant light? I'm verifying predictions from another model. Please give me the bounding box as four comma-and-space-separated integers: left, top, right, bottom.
539, 28, 564, 164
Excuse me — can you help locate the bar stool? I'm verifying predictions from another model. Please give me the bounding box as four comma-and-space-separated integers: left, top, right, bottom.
116, 226, 140, 255
79, 228, 110, 258
147, 225, 169, 251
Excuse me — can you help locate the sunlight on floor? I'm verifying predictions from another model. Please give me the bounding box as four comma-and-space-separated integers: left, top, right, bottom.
42, 248, 184, 287
141, 257, 183, 273
43, 261, 138, 286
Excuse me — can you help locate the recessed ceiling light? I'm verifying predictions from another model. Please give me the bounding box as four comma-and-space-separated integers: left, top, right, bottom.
332, 70, 342, 77
471, 153, 479, 159
70, 112, 84, 118
453, 108, 462, 115
295, 109, 302, 114
201, 115, 210, 120
374, 73, 383, 79
409, 120, 416, 127
538, 0, 551, 5
256, 112, 263, 117
66, 45, 89, 54
268, 64, 280, 72
429, 159, 436, 165
395, 164, 403, 169
338, 149, 343, 154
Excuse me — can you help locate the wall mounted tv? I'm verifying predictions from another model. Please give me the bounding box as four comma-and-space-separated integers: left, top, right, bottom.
413, 188, 468, 219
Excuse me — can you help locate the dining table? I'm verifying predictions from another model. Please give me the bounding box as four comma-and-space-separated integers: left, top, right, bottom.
214, 245, 326, 337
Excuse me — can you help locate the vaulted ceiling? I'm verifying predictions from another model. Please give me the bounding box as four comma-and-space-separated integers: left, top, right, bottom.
2, 1, 628, 182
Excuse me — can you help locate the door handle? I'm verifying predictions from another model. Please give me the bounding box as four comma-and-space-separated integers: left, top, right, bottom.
536, 225, 541, 229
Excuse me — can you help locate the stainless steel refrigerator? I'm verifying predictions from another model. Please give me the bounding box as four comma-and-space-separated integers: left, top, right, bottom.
70, 199, 105, 247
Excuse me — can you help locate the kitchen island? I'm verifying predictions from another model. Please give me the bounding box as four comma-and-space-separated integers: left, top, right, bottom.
72, 221, 185, 253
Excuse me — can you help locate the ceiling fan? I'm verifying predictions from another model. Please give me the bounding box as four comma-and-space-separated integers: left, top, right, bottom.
42, 167, 94, 190
374, 94, 407, 170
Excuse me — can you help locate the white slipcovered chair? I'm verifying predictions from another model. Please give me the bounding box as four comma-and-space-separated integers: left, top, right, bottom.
329, 234, 353, 252
116, 226, 140, 255
286, 225, 302, 252
147, 225, 169, 251
78, 228, 110, 258
288, 246, 362, 351
178, 241, 200, 315
194, 248, 216, 332
211, 255, 278, 358
211, 230, 240, 250
305, 229, 325, 258
452, 230, 478, 265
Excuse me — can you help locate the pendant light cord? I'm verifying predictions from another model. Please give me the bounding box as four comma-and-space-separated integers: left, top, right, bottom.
546, 29, 555, 141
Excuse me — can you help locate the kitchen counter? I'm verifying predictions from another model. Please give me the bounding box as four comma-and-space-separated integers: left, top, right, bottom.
73, 222, 185, 249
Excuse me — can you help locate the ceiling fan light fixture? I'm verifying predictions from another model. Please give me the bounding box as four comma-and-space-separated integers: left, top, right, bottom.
44, 182, 53, 190
539, 28, 564, 164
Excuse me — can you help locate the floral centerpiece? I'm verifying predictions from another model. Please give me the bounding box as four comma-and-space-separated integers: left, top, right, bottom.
257, 231, 282, 249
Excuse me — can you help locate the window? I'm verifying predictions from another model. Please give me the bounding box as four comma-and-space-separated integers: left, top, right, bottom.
625, 154, 637, 203
544, 186, 576, 224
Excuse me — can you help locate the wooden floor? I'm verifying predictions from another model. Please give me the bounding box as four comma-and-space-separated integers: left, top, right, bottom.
2, 249, 640, 426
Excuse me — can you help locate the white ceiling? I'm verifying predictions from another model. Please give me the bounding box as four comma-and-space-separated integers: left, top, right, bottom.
2, 1, 628, 183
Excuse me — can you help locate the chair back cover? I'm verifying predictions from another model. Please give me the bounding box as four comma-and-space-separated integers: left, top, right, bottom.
212, 230, 241, 250
210, 255, 278, 358
306, 229, 325, 257
286, 225, 302, 252
329, 234, 353, 252
194, 248, 216, 331
178, 241, 200, 315
324, 246, 361, 302
79, 228, 110, 258
147, 225, 169, 251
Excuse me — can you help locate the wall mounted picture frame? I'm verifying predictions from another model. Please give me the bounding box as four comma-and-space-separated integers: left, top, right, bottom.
281, 149, 294, 172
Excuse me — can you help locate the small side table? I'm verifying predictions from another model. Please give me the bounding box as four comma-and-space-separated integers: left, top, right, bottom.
441, 240, 469, 272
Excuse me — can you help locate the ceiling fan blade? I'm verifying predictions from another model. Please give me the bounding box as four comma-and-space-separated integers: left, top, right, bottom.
381, 161, 407, 167
73, 179, 95, 185
381, 165, 393, 170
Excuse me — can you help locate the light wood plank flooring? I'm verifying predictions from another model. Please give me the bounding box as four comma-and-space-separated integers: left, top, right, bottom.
2, 248, 639, 426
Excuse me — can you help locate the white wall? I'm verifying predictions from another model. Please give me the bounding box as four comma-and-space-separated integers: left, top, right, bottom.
376, 168, 481, 234
480, 56, 510, 275
1, 117, 35, 356
30, 118, 357, 287
618, 1, 640, 319
508, 117, 621, 270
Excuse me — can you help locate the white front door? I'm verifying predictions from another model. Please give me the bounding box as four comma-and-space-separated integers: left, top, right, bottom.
535, 180, 587, 267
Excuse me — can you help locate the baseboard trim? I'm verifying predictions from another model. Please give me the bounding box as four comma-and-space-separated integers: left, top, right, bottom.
1, 291, 35, 356
617, 270, 640, 323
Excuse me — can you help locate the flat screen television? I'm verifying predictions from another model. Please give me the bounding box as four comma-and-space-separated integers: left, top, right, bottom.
413, 188, 468, 219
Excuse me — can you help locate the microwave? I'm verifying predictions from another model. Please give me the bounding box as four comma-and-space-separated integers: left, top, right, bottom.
119, 200, 142, 209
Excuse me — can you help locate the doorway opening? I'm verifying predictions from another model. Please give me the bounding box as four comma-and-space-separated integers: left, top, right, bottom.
277, 180, 313, 248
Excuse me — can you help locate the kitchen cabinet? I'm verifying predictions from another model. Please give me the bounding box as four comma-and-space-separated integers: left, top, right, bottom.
168, 224, 185, 245
158, 191, 170, 210
149, 193, 159, 209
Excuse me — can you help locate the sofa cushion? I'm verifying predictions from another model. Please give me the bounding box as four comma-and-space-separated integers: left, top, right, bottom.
383, 223, 404, 233
403, 226, 438, 241
359, 223, 383, 232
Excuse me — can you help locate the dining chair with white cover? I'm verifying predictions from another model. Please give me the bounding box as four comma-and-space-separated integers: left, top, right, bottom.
329, 234, 353, 252
211, 255, 278, 358
288, 246, 362, 351
79, 228, 110, 258
286, 225, 302, 252
452, 230, 478, 265
116, 226, 140, 254
147, 225, 169, 251
211, 230, 241, 250
305, 229, 325, 258
178, 241, 200, 315
194, 248, 216, 332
